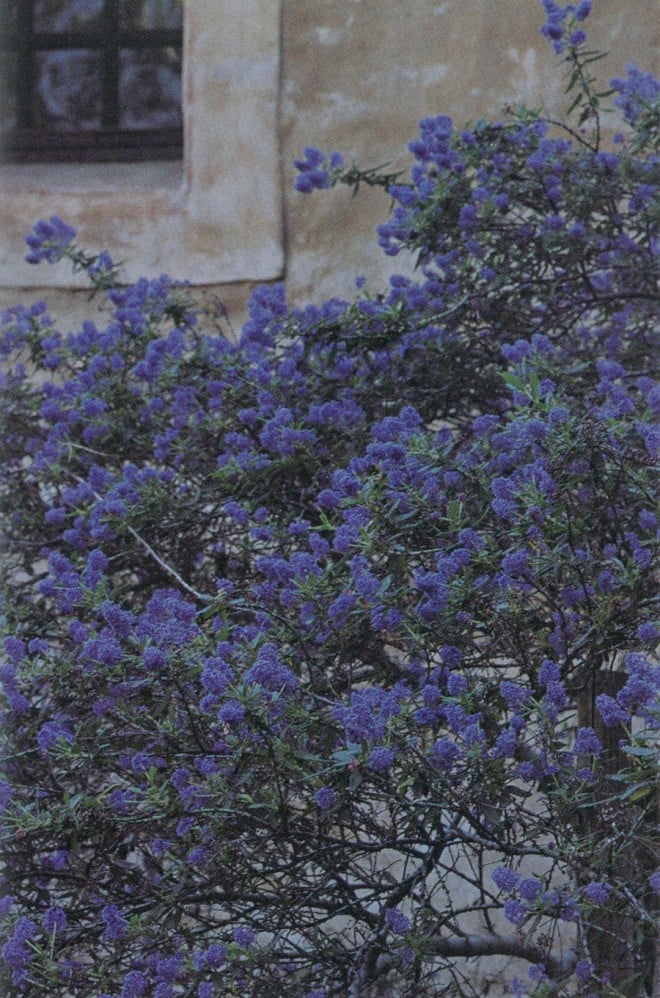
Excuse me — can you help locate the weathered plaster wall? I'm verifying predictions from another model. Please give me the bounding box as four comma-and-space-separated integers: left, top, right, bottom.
0, 0, 657, 323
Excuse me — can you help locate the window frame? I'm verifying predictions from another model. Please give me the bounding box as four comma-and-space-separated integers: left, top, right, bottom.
0, 0, 283, 288
1, 0, 184, 164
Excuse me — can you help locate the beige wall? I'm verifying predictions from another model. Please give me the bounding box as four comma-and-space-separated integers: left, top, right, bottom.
1, 0, 657, 323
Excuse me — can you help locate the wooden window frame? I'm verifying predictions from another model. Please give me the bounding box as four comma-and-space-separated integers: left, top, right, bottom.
1, 0, 183, 163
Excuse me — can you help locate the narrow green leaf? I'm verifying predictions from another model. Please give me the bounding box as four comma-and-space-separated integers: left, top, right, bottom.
567, 92, 584, 117
623, 745, 657, 758
332, 745, 360, 766
502, 372, 524, 391
582, 50, 609, 65
617, 781, 654, 801
447, 499, 463, 529
529, 370, 540, 403
629, 785, 653, 802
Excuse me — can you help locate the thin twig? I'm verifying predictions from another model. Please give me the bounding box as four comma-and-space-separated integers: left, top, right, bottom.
70, 472, 212, 603
124, 524, 212, 604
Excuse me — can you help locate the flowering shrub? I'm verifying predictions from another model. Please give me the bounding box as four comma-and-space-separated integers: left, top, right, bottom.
1, 5, 658, 996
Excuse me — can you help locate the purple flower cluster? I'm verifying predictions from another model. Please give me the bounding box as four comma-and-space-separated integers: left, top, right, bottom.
37, 719, 75, 754
25, 215, 76, 264
294, 147, 344, 192
596, 654, 659, 728
583, 881, 611, 905
136, 589, 200, 649
333, 685, 406, 744
492, 866, 520, 892
233, 925, 255, 947
540, 1, 591, 53
315, 786, 336, 810
368, 745, 395, 772
120, 970, 149, 997
1, 918, 38, 988
244, 642, 298, 694
573, 726, 602, 756
385, 906, 411, 935
101, 904, 129, 942
611, 63, 660, 125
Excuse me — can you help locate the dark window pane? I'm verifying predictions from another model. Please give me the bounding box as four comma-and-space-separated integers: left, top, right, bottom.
0, 0, 18, 32
0, 31, 16, 127
34, 0, 104, 33
35, 49, 101, 130
119, 47, 181, 130
120, 0, 183, 31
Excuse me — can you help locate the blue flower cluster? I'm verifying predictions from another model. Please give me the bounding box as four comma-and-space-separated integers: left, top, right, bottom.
611, 63, 660, 125
24, 216, 76, 265
540, 1, 591, 53
293, 147, 344, 192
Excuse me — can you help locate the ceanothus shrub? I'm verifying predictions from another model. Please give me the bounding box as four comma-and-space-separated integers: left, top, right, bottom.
1, 4, 658, 996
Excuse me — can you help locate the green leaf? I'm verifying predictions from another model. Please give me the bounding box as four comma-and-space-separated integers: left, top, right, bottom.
628, 785, 653, 802
622, 744, 657, 758
614, 780, 655, 801
447, 499, 464, 530
529, 370, 540, 404
582, 50, 609, 65
332, 745, 360, 766
502, 372, 524, 391
567, 91, 584, 117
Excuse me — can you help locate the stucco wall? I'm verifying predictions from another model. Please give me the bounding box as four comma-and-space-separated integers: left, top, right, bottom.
1, 0, 657, 320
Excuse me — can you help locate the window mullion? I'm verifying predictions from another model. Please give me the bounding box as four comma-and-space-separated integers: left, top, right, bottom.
15, 0, 35, 128
101, 0, 120, 129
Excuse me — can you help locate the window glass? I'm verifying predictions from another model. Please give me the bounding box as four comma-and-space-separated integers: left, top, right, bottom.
35, 49, 102, 131
119, 48, 181, 131
120, 0, 183, 31
0, 54, 16, 131
34, 0, 104, 32
0, 3, 17, 128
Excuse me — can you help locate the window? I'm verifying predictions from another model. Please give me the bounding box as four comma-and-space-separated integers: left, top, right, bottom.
1, 1, 183, 163
0, 0, 283, 288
